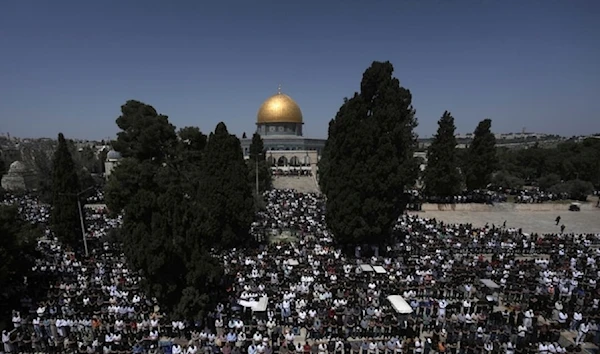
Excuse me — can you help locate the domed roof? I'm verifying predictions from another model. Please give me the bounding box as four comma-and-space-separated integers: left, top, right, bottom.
257, 91, 303, 124
8, 161, 29, 174
106, 150, 122, 160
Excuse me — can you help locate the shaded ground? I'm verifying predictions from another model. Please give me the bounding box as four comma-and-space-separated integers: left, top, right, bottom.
409, 209, 600, 234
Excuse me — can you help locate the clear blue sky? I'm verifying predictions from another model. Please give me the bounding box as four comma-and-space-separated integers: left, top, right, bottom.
1, 0, 598, 141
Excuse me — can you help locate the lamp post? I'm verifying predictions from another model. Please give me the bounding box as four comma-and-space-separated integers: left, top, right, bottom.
60, 185, 95, 257
255, 152, 264, 197
77, 186, 95, 257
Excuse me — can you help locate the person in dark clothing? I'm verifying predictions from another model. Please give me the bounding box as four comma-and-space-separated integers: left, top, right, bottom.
555, 216, 561, 225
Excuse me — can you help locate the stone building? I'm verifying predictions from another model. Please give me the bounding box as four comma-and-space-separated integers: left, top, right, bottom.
104, 150, 122, 179
240, 88, 326, 176
1, 161, 37, 191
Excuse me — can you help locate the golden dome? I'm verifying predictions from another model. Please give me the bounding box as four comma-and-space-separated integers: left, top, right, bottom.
257, 92, 303, 124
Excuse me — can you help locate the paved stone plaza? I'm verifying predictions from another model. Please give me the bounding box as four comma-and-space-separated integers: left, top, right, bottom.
411, 209, 600, 234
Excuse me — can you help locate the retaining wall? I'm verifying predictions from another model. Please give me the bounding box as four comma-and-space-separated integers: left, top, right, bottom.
420, 202, 597, 212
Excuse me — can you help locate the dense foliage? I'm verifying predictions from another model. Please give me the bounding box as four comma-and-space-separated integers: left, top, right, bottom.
0, 205, 40, 331
319, 61, 419, 248
464, 119, 498, 190
497, 138, 600, 190
199, 123, 255, 249
423, 111, 462, 197
105, 100, 252, 319
50, 133, 82, 249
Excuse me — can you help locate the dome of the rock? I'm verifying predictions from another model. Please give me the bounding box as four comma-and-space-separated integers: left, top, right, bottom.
257, 92, 303, 124
8, 161, 29, 174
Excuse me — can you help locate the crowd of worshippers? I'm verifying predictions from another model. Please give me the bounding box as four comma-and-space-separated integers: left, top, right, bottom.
2, 191, 600, 354
511, 189, 570, 204
408, 190, 508, 206
272, 169, 313, 177
86, 188, 106, 204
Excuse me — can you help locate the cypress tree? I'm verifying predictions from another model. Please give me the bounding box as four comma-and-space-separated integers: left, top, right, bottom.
465, 119, 498, 190
199, 122, 254, 248
423, 111, 462, 197
50, 133, 82, 249
106, 100, 224, 319
319, 61, 419, 248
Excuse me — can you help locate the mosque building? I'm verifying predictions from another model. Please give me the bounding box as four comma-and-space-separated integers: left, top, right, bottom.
103, 149, 122, 180
1, 160, 37, 191
103, 88, 327, 179
240, 87, 326, 176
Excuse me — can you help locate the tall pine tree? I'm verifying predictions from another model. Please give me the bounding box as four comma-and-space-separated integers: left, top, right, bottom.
199, 122, 254, 248
465, 119, 498, 190
50, 133, 82, 249
106, 100, 224, 319
423, 111, 462, 197
319, 61, 418, 248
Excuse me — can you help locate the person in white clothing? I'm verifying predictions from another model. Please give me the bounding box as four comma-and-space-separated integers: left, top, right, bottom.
414, 338, 422, 354
576, 322, 590, 344
3, 329, 14, 354
505, 342, 515, 354
187, 344, 198, 354
538, 342, 548, 354
172, 343, 182, 354
318, 342, 328, 354
571, 311, 583, 331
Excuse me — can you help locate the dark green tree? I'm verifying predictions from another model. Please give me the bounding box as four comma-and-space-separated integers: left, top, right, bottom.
0, 205, 40, 330
319, 61, 419, 248
537, 173, 561, 191
50, 133, 82, 249
491, 170, 524, 189
549, 179, 594, 201
494, 138, 600, 189
105, 101, 225, 319
199, 122, 254, 248
248, 132, 271, 195
20, 146, 54, 203
112, 100, 177, 162
423, 111, 462, 197
465, 119, 497, 190
177, 126, 207, 161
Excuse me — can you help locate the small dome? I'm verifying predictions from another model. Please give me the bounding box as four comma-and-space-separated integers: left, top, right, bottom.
8, 161, 29, 174
106, 150, 122, 161
257, 92, 303, 124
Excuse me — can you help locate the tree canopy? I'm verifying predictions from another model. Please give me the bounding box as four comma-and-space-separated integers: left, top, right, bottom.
464, 119, 497, 190
198, 122, 255, 249
496, 138, 600, 190
0, 205, 40, 330
112, 100, 177, 162
50, 133, 82, 249
105, 101, 251, 319
423, 111, 462, 197
319, 61, 418, 248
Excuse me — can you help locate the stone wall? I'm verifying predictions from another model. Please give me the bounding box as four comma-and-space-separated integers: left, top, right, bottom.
419, 202, 597, 212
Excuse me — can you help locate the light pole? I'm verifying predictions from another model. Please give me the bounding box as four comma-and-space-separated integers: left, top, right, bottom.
255, 152, 263, 197
60, 185, 94, 257
77, 186, 95, 257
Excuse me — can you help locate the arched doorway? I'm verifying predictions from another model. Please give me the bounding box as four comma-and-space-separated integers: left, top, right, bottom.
303, 155, 312, 166
289, 156, 300, 167
277, 156, 288, 167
